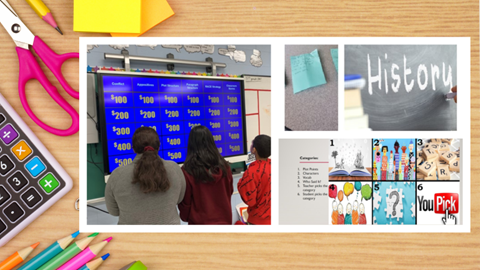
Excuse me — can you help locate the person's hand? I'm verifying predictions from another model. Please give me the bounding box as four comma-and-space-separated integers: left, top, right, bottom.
442, 208, 457, 225
451, 86, 457, 103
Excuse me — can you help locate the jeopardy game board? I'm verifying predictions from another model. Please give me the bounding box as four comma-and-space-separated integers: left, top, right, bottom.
98, 74, 247, 174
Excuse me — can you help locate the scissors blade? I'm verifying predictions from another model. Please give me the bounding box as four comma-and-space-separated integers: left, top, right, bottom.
0, 0, 35, 49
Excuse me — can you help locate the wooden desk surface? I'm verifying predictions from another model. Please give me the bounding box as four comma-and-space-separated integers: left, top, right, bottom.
329, 167, 373, 181
0, 0, 478, 269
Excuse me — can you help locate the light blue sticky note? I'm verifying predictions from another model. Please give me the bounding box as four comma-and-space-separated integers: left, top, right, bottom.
290, 49, 326, 94
331, 48, 338, 72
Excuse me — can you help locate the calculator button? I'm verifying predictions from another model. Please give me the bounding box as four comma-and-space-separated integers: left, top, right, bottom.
0, 219, 6, 234
0, 155, 14, 176
25, 157, 46, 177
21, 188, 42, 208
0, 124, 18, 145
3, 202, 24, 223
39, 173, 59, 194
0, 186, 11, 206
0, 114, 5, 125
7, 172, 28, 192
11, 140, 32, 161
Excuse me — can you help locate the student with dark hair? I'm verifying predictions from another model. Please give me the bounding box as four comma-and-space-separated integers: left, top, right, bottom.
179, 125, 233, 224
105, 127, 186, 225
237, 134, 271, 225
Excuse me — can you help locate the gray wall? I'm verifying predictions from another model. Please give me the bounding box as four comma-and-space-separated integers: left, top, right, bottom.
87, 45, 271, 76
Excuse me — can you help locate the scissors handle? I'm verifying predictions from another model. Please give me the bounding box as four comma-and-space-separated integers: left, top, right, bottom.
15, 46, 79, 136
31, 37, 79, 99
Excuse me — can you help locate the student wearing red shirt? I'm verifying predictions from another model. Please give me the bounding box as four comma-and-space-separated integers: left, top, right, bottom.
179, 126, 233, 225
238, 135, 271, 225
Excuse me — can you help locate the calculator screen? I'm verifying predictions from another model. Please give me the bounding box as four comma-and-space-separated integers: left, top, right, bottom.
98, 73, 248, 174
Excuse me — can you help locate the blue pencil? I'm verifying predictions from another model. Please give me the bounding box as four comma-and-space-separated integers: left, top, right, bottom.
18, 231, 79, 270
78, 253, 110, 270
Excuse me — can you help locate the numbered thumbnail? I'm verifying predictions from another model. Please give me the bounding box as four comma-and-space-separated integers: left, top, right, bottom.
416, 182, 460, 225
373, 182, 416, 225
329, 139, 372, 180
329, 182, 372, 225
373, 139, 415, 181
416, 138, 460, 180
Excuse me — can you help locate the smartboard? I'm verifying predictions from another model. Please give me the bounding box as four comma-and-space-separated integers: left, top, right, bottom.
345, 45, 457, 131
98, 73, 247, 174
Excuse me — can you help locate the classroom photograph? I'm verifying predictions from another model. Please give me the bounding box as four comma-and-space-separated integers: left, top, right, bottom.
86, 44, 272, 226
285, 44, 338, 131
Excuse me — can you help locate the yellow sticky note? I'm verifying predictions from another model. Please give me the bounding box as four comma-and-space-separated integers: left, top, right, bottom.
74, 0, 141, 33
111, 0, 174, 37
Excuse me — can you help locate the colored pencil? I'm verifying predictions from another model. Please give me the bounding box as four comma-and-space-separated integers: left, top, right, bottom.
0, 243, 39, 270
18, 231, 79, 270
25, 0, 63, 34
38, 233, 99, 270
78, 253, 110, 270
58, 237, 112, 270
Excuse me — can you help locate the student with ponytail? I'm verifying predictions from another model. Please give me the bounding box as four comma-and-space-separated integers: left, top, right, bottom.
179, 125, 234, 224
105, 127, 186, 224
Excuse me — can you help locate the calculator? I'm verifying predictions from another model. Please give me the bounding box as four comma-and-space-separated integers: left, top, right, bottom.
0, 93, 73, 247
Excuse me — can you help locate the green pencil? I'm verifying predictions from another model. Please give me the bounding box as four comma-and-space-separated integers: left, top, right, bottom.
37, 233, 98, 270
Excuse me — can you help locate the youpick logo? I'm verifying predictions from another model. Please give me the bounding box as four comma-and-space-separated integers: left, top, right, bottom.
434, 193, 459, 214
417, 192, 459, 214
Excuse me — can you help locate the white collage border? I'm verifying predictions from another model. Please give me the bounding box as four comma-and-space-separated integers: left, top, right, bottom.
79, 37, 470, 233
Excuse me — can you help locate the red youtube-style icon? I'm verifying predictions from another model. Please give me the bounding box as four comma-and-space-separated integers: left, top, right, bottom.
434, 193, 459, 214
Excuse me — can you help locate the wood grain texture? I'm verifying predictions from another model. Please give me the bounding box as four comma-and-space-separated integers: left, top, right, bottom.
0, 0, 478, 269
329, 167, 373, 180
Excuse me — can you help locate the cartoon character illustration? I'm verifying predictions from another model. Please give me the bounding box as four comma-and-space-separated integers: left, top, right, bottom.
359, 203, 367, 225
404, 156, 410, 179
394, 141, 400, 180
345, 203, 352, 225
337, 203, 345, 225
408, 140, 414, 155
409, 154, 416, 180
388, 151, 394, 180
375, 145, 381, 180
331, 200, 338, 225
373, 159, 378, 180
381, 146, 388, 180
352, 200, 359, 225
375, 145, 381, 164
408, 140, 414, 180
401, 145, 408, 180
399, 161, 404, 181
354, 150, 364, 169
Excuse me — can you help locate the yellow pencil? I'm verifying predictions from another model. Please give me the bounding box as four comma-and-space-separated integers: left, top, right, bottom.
25, 0, 63, 34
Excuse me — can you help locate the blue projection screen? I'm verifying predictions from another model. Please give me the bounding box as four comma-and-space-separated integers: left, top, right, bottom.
98, 73, 247, 174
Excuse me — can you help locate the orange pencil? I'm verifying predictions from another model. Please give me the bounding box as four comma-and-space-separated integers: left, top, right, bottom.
0, 243, 40, 270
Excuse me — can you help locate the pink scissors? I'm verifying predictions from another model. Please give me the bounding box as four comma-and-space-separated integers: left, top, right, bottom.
0, 0, 79, 136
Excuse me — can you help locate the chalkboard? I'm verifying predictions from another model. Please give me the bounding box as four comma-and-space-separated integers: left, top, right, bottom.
345, 45, 457, 131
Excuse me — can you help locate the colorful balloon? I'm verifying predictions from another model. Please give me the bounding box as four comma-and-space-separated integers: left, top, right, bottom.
344, 182, 354, 198
354, 181, 362, 191
361, 184, 372, 201
338, 190, 344, 202
329, 184, 337, 199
